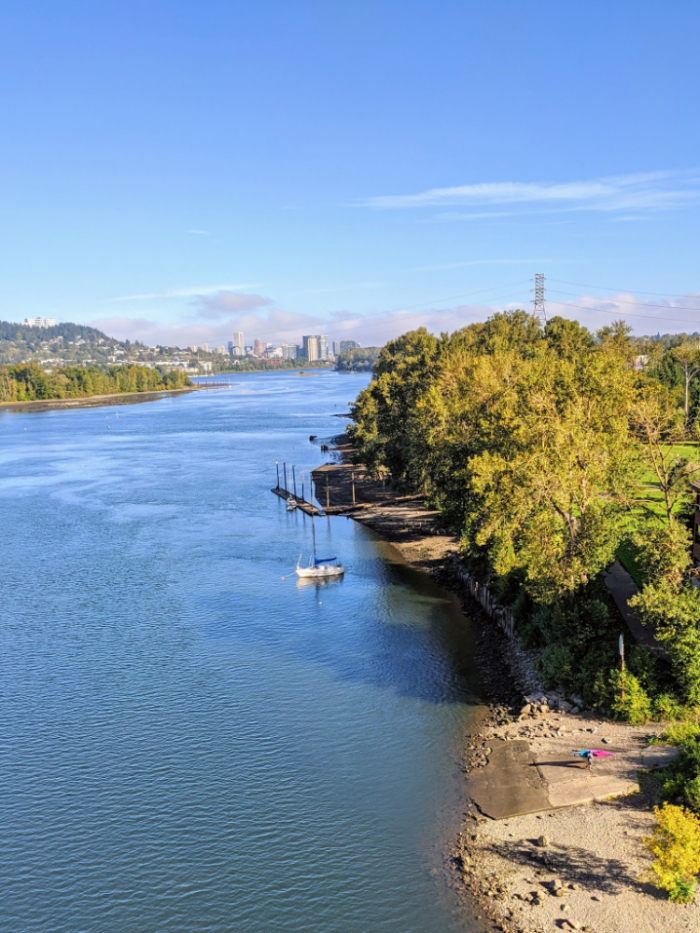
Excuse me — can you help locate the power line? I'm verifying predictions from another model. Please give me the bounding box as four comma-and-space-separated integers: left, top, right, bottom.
548, 288, 700, 313
550, 298, 700, 327
547, 277, 700, 299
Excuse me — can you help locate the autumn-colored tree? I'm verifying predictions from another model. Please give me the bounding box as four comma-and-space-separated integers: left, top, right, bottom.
644, 803, 700, 903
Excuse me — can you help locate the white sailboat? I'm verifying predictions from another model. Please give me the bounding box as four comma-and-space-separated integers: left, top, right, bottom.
295, 512, 344, 578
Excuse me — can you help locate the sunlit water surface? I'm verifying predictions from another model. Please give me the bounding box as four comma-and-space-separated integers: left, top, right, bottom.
0, 372, 485, 933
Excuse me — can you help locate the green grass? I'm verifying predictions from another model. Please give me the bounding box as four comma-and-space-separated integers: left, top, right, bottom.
616, 537, 647, 587
630, 442, 700, 520
616, 443, 700, 582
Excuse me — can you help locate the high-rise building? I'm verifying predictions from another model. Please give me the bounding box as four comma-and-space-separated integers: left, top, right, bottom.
333, 341, 340, 356
302, 335, 318, 361
215, 345, 226, 355
281, 344, 300, 359
318, 336, 329, 360
339, 340, 361, 353
200, 343, 210, 352
253, 339, 264, 357
244, 345, 253, 355
233, 331, 244, 351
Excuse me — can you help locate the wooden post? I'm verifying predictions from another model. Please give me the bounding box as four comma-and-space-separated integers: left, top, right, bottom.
283, 462, 288, 492
325, 473, 330, 509
292, 465, 297, 498
301, 470, 305, 503
351, 471, 356, 506
275, 460, 280, 489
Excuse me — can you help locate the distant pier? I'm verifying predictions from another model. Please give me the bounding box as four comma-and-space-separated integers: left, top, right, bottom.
271, 459, 324, 514
270, 485, 323, 515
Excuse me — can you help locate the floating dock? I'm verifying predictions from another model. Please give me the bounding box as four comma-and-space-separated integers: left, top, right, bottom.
270, 486, 323, 515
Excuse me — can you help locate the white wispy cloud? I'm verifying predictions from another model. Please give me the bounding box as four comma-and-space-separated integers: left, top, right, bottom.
362, 170, 700, 213
188, 229, 211, 235
115, 284, 256, 301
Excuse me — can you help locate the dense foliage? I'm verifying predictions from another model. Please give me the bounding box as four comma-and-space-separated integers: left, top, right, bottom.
335, 347, 382, 372
0, 362, 191, 402
349, 312, 700, 712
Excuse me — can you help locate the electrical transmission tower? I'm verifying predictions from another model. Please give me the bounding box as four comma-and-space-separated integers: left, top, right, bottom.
533, 273, 547, 324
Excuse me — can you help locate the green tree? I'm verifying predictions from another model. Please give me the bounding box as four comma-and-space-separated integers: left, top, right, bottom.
629, 521, 700, 703
631, 388, 700, 523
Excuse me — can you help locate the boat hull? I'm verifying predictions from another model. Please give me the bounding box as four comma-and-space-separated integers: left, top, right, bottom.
295, 564, 344, 578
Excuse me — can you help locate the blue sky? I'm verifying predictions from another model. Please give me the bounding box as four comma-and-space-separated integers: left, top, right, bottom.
2, 1, 699, 347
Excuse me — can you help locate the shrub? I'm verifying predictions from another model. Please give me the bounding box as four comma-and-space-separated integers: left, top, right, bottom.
609, 669, 652, 724
539, 643, 575, 691
643, 803, 700, 903
658, 720, 700, 746
652, 694, 689, 723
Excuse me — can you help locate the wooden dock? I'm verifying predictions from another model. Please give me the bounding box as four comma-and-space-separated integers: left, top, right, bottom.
270, 486, 323, 515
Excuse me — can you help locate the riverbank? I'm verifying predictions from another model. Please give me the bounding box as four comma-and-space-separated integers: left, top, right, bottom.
0, 384, 213, 413
313, 439, 699, 932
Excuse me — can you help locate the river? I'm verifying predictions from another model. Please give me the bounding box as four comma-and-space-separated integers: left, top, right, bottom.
0, 371, 485, 933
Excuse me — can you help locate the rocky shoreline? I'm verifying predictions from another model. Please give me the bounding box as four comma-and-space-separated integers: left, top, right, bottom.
313, 441, 698, 932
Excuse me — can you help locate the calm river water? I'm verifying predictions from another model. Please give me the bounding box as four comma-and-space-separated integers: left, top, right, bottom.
0, 371, 485, 933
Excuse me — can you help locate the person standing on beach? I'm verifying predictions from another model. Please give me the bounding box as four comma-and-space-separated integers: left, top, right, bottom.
572, 749, 594, 771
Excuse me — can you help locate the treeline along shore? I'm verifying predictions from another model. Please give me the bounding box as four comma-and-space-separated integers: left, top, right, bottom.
0, 361, 192, 404
345, 311, 700, 913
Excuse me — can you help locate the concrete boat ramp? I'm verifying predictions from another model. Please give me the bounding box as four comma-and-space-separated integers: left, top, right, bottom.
469, 720, 680, 820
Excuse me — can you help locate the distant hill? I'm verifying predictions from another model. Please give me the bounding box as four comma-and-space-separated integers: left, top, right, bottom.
0, 319, 128, 367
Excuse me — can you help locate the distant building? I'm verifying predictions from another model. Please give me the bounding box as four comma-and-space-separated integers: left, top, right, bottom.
200, 343, 210, 352
189, 344, 198, 352
24, 317, 56, 328
244, 345, 253, 355
233, 331, 244, 351
339, 340, 361, 353
302, 335, 318, 361
318, 335, 329, 360
281, 343, 300, 360
264, 346, 283, 359
333, 341, 340, 356
253, 339, 264, 357
215, 345, 226, 355
199, 361, 213, 373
